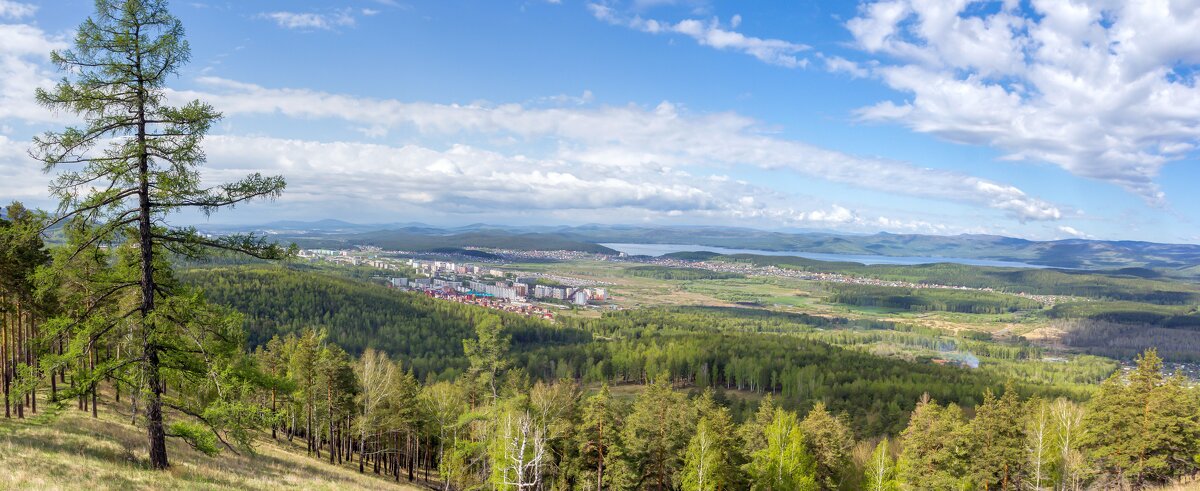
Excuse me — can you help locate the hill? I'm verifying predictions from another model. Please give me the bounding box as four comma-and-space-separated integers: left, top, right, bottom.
0, 404, 423, 491
279, 229, 618, 254
180, 265, 589, 380
205, 221, 1200, 270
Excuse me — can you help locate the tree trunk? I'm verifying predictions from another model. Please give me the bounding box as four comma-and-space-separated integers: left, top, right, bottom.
133, 20, 169, 469
408, 431, 416, 482
2, 307, 9, 418
145, 346, 169, 469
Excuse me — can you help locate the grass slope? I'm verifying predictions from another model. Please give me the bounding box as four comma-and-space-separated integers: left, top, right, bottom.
0, 402, 424, 491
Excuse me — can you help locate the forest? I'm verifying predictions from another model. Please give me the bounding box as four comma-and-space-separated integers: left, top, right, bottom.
1, 1, 1198, 490
826, 284, 1042, 314
4, 222, 1199, 489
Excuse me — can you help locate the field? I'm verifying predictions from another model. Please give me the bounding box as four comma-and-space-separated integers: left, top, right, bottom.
0, 401, 425, 491
494, 257, 1200, 371
500, 259, 1053, 336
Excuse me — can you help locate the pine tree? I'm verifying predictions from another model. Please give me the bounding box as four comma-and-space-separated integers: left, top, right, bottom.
31, 0, 289, 469
799, 401, 853, 490
578, 384, 623, 491
289, 329, 323, 454
967, 384, 1026, 489
621, 375, 691, 490
739, 393, 777, 456
463, 315, 509, 401
0, 202, 50, 420
897, 395, 968, 490
1083, 349, 1200, 487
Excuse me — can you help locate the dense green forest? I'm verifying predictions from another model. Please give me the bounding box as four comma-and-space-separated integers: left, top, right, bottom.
624, 265, 744, 280
180, 265, 588, 380
185, 266, 1078, 434
1047, 301, 1200, 327
826, 284, 1043, 314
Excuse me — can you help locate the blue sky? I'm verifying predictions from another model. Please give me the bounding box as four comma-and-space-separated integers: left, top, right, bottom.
2, 0, 1199, 243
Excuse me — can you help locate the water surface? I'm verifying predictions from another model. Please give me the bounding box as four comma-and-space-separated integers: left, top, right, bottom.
599, 243, 1048, 268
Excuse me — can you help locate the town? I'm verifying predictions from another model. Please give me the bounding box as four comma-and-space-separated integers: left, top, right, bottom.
297, 249, 611, 321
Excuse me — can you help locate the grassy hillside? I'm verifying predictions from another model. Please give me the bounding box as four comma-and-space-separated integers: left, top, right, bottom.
0, 403, 423, 491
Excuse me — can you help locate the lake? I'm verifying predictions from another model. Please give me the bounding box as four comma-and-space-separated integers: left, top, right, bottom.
598, 243, 1049, 268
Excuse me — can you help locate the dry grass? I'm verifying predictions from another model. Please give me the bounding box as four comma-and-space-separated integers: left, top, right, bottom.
0, 401, 424, 491
1151, 477, 1200, 491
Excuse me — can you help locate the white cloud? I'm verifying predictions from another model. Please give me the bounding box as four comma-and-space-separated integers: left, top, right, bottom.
821, 54, 869, 78
202, 135, 749, 215
0, 23, 69, 123
0, 134, 48, 200
0, 0, 35, 19
195, 134, 985, 233
168, 77, 1065, 222
589, 3, 810, 68
259, 10, 357, 30
1057, 225, 1090, 239
846, 0, 1200, 205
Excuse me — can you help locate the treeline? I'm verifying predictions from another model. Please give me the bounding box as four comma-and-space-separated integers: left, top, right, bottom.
180, 266, 590, 381
827, 284, 1042, 314
1059, 320, 1200, 363
0, 203, 50, 419
801, 328, 1119, 387
1048, 301, 1200, 329
623, 265, 744, 280
713, 255, 1200, 304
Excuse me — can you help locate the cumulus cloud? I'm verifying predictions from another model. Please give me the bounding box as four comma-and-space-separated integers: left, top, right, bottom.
588, 3, 810, 68
846, 0, 1200, 205
258, 9, 357, 30
0, 23, 68, 123
167, 77, 1065, 222
196, 134, 979, 233
0, 0, 34, 19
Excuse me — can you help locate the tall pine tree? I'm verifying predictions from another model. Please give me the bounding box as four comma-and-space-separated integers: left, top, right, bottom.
31, 0, 289, 469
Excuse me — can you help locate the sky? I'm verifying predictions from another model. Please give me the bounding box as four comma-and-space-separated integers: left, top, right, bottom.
2, 0, 1200, 243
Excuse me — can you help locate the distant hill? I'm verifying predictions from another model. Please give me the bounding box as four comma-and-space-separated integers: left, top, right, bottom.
197, 221, 1200, 271
256, 228, 618, 254
555, 226, 1200, 270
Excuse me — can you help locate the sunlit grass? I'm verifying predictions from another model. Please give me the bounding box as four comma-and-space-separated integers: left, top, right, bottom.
0, 399, 424, 490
